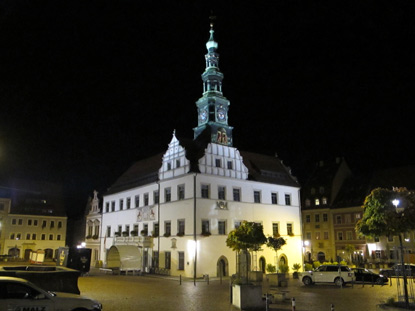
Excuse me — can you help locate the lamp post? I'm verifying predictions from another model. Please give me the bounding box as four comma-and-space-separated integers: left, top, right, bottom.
392, 199, 409, 309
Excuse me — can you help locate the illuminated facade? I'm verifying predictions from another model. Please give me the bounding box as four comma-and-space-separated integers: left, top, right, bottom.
95, 25, 302, 277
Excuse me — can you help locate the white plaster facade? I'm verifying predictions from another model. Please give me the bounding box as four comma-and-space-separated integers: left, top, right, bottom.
97, 138, 302, 277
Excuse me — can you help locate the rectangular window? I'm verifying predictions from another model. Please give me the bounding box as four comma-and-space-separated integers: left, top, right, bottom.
218, 186, 226, 200
165, 188, 171, 202
34, 220, 38, 226
42, 220, 47, 228
26, 233, 30, 240
178, 252, 185, 270
233, 188, 241, 202
57, 234, 61, 241
144, 193, 149, 206
10, 233, 15, 239
285, 194, 291, 205
127, 197, 131, 209
119, 199, 124, 210
176, 159, 181, 168
154, 191, 159, 204
323, 213, 328, 222
18, 219, 23, 225
41, 234, 46, 240
201, 185, 209, 199
118, 225, 122, 235
315, 214, 320, 222
287, 223, 293, 236
50, 221, 55, 228
227, 161, 233, 169
165, 252, 171, 269
12, 219, 17, 225
178, 219, 185, 235
49, 234, 53, 240
154, 223, 159, 237
306, 232, 311, 240
346, 231, 353, 240
271, 192, 278, 204
28, 219, 32, 226
178, 185, 185, 200
32, 233, 36, 240
254, 191, 261, 203
165, 221, 171, 236
16, 233, 21, 240
107, 226, 111, 237
202, 220, 210, 234
315, 232, 321, 240
324, 232, 329, 240
337, 232, 343, 240
105, 202, 109, 213
218, 220, 226, 235
167, 162, 172, 170
272, 223, 279, 236
215, 159, 221, 167
305, 215, 311, 223
58, 221, 62, 228
135, 195, 140, 208
355, 213, 361, 220
388, 235, 394, 242
111, 201, 115, 212
336, 215, 342, 224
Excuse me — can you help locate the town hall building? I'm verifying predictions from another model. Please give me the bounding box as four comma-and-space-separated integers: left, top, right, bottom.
86, 24, 303, 278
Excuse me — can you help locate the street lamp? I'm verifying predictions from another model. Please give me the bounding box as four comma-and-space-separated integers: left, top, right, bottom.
392, 198, 409, 309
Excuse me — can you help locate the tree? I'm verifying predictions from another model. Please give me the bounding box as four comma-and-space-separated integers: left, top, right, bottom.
266, 236, 286, 272
226, 221, 267, 282
356, 187, 415, 308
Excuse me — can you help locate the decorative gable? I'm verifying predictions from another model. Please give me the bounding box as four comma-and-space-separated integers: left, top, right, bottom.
89, 190, 100, 215
159, 131, 190, 180
198, 143, 248, 179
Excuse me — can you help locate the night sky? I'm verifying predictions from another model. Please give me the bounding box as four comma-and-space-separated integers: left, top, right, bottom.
1, 1, 414, 217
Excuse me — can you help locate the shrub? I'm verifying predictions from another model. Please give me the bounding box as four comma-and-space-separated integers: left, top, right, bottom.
266, 264, 276, 273
305, 263, 313, 271
292, 263, 301, 272
279, 263, 289, 273
313, 261, 321, 268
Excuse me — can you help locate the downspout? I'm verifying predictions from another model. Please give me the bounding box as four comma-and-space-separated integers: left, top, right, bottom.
194, 173, 197, 285
157, 180, 161, 268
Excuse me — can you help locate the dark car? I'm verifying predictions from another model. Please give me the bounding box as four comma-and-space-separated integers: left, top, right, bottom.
380, 264, 415, 278
352, 268, 388, 285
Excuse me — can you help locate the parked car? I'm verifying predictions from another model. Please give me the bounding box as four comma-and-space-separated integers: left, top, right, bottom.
380, 264, 415, 277
0, 276, 102, 311
301, 264, 354, 286
352, 268, 388, 284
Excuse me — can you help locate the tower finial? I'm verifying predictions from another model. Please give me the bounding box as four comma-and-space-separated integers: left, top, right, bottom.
209, 12, 216, 28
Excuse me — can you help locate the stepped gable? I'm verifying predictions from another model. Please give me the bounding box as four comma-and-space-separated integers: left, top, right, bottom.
240, 151, 299, 187
106, 152, 164, 194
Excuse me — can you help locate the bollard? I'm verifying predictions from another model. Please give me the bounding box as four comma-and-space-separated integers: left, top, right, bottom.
292, 297, 296, 311
330, 303, 335, 311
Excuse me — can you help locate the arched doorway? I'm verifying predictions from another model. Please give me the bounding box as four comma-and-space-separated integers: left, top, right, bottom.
45, 248, 54, 260
9, 247, 20, 258
217, 256, 228, 277
279, 254, 288, 270
259, 257, 266, 273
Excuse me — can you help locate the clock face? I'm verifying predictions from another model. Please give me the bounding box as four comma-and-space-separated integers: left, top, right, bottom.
200, 109, 207, 121
217, 108, 226, 121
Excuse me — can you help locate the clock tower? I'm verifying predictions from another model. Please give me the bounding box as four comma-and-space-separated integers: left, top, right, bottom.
193, 24, 233, 146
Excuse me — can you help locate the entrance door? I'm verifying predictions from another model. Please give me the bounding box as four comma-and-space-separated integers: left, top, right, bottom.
259, 257, 266, 273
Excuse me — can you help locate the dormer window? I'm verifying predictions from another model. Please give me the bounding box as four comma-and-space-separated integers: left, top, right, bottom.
315, 198, 320, 206
322, 197, 328, 205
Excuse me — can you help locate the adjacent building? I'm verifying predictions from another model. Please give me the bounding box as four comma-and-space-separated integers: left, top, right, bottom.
91, 25, 303, 277
0, 181, 67, 261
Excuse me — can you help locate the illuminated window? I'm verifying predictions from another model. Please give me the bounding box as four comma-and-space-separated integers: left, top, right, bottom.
322, 197, 328, 205
315, 198, 320, 206
315, 232, 321, 240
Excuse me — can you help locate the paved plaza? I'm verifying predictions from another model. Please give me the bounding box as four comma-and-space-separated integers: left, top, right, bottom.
77, 269, 403, 311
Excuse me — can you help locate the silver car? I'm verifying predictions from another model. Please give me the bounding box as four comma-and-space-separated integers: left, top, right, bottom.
0, 276, 102, 311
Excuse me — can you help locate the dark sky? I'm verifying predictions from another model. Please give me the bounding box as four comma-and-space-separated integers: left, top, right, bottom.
1, 1, 414, 217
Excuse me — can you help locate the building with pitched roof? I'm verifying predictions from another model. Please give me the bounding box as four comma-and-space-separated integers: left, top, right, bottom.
92, 25, 303, 277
